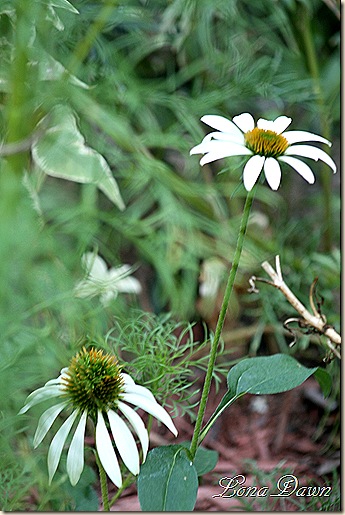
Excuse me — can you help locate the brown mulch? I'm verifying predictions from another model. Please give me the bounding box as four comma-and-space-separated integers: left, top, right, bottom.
109, 376, 340, 511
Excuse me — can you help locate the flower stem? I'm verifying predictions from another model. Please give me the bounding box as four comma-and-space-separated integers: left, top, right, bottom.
95, 450, 110, 511
5, 1, 40, 176
109, 474, 135, 507
189, 188, 255, 460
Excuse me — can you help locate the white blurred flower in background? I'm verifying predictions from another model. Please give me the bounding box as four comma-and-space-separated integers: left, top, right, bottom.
75, 252, 141, 306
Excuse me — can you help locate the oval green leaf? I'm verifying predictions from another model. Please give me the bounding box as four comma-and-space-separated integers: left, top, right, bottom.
137, 445, 198, 511
178, 441, 218, 476
199, 354, 319, 444
227, 354, 318, 396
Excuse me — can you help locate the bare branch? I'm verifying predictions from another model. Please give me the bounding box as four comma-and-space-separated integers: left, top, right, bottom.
251, 255, 341, 354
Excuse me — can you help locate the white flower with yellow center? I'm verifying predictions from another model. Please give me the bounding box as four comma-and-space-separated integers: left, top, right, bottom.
190, 113, 336, 191
75, 252, 142, 306
19, 347, 177, 488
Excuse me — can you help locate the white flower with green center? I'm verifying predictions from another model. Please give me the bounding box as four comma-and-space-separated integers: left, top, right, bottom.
19, 347, 177, 488
190, 113, 337, 191
75, 252, 142, 306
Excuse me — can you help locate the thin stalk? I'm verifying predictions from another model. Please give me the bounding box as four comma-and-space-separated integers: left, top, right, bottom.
109, 474, 135, 507
6, 1, 39, 176
189, 188, 256, 459
95, 450, 110, 511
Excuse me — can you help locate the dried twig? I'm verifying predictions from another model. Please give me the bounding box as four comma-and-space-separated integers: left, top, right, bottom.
249, 255, 341, 359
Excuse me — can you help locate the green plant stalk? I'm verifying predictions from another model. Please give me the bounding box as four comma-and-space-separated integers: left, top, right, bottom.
109, 474, 134, 507
2, 3, 40, 221
298, 4, 333, 251
6, 2, 39, 176
95, 450, 110, 511
189, 187, 256, 459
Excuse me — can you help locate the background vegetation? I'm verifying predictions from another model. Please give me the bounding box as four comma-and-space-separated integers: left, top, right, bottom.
0, 0, 340, 510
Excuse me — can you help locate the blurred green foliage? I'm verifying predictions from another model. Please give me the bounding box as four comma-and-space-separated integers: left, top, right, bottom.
0, 0, 339, 509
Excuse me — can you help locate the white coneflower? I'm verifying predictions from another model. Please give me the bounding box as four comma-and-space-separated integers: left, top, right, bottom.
190, 113, 336, 191
75, 252, 142, 306
19, 347, 177, 487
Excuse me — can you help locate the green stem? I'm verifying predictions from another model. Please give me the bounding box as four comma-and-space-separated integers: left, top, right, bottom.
109, 474, 135, 507
6, 1, 39, 176
95, 450, 110, 511
189, 188, 255, 459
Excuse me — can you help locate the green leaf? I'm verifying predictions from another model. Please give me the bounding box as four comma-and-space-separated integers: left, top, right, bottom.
137, 445, 198, 511
36, 51, 89, 88
178, 441, 218, 476
227, 354, 318, 396
32, 105, 125, 210
200, 354, 318, 443
313, 367, 332, 397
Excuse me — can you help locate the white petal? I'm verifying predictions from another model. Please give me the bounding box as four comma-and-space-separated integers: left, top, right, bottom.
257, 116, 292, 134
278, 156, 315, 184
243, 155, 265, 191
232, 113, 255, 133
19, 385, 64, 414
199, 130, 245, 145
190, 142, 209, 155
83, 253, 108, 280
34, 401, 68, 447
66, 410, 87, 486
123, 383, 157, 402
263, 157, 282, 190
284, 145, 336, 173
200, 115, 244, 139
121, 373, 135, 386
199, 145, 252, 166
100, 289, 117, 306
45, 376, 64, 386
95, 411, 122, 488
108, 410, 140, 476
191, 140, 250, 157
48, 409, 79, 483
283, 130, 331, 146
108, 264, 131, 278
117, 401, 149, 461
114, 276, 142, 294
122, 393, 178, 437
